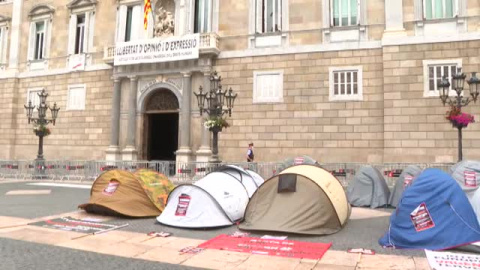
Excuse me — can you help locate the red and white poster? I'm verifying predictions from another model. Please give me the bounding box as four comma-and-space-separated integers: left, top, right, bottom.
465, 171, 477, 188
102, 180, 120, 196
403, 175, 414, 189
175, 194, 191, 216
294, 157, 304, 165
410, 203, 435, 232
198, 234, 331, 260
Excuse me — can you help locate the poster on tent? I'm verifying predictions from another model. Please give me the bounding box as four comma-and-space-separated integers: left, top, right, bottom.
425, 249, 480, 270
29, 216, 128, 234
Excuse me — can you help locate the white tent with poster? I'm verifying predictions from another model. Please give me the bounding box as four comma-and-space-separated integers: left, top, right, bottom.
157, 165, 264, 228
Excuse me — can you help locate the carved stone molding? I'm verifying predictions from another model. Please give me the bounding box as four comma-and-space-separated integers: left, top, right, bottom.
145, 89, 179, 111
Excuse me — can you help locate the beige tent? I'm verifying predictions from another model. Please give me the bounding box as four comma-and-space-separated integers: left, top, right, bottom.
79, 169, 174, 217
240, 165, 350, 235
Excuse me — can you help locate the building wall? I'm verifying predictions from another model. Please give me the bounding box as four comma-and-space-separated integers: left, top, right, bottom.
10, 69, 113, 160
383, 41, 480, 163
215, 48, 385, 163
0, 0, 479, 163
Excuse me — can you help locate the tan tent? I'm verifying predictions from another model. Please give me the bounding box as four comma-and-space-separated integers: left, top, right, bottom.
79, 169, 174, 217
239, 165, 350, 235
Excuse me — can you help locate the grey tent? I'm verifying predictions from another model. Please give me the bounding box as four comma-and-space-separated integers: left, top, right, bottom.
388, 165, 422, 207
451, 160, 480, 192
450, 160, 480, 224
281, 156, 319, 169
347, 166, 390, 208
240, 165, 350, 235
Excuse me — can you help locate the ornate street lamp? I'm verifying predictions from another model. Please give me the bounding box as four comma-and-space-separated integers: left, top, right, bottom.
194, 71, 237, 163
438, 68, 479, 161
24, 89, 60, 177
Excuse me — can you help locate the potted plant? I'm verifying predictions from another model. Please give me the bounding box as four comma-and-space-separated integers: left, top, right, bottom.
33, 124, 51, 137
204, 116, 230, 132
446, 106, 475, 129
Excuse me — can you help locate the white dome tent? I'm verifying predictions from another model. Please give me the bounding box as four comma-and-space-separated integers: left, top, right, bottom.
157, 165, 264, 228
215, 165, 264, 197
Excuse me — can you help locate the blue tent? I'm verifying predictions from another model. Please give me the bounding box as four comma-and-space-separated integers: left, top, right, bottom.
379, 168, 480, 250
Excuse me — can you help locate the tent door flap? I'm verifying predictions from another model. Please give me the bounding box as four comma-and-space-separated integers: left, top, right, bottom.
278, 174, 297, 193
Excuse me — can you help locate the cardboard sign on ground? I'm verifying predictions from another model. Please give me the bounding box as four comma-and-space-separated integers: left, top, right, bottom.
198, 234, 331, 260
29, 216, 128, 234
425, 250, 480, 270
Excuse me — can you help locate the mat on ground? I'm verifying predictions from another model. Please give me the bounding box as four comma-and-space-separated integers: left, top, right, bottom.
198, 234, 331, 260
29, 216, 128, 234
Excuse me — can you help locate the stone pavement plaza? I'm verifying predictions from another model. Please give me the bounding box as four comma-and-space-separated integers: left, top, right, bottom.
0, 181, 431, 270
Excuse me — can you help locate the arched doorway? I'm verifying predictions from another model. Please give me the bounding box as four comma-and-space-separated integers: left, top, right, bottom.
143, 89, 179, 161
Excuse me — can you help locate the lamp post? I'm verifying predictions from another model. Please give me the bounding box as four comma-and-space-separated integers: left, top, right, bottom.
194, 71, 237, 163
24, 89, 60, 177
437, 68, 479, 161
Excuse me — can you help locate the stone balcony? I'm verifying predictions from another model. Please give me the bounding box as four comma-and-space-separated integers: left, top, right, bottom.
103, 32, 220, 64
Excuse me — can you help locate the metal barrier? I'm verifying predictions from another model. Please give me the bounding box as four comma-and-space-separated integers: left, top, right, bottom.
0, 160, 455, 186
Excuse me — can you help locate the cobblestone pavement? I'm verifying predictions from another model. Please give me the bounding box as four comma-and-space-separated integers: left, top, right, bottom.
0, 180, 431, 269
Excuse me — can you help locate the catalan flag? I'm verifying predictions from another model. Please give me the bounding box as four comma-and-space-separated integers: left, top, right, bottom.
144, 0, 152, 30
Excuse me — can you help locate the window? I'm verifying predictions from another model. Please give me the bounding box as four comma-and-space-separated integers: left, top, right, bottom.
34, 21, 45, 60
259, 0, 282, 33
331, 0, 359, 27
125, 6, 133, 42
329, 67, 363, 101
0, 26, 6, 65
253, 70, 284, 103
67, 84, 86, 110
27, 5, 54, 68
195, 0, 211, 33
67, 0, 96, 56
424, 0, 456, 19
27, 88, 43, 112
75, 15, 85, 54
423, 59, 462, 97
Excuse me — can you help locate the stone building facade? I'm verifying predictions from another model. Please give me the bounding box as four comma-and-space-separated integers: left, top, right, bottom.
0, 0, 479, 163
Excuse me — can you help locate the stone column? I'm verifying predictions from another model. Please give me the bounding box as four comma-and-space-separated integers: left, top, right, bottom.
384, 0, 407, 37
196, 72, 212, 162
8, 0, 23, 71
176, 72, 192, 163
106, 77, 122, 161
122, 76, 138, 161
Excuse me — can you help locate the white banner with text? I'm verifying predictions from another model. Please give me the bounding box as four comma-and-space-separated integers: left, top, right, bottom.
114, 34, 200, 66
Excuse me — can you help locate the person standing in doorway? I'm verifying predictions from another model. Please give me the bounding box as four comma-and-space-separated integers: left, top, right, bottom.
246, 143, 255, 162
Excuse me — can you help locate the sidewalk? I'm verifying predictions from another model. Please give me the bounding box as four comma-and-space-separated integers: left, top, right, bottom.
0, 213, 430, 270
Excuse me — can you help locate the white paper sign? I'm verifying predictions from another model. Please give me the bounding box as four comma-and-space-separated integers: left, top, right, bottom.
425, 249, 480, 270
114, 34, 199, 66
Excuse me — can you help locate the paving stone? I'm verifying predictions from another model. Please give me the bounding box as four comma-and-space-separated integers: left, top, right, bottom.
320, 250, 360, 267
350, 207, 391, 220
357, 254, 416, 270
0, 227, 83, 245
234, 254, 301, 270
134, 246, 196, 264
295, 259, 321, 269
91, 230, 145, 243
182, 249, 250, 269
5, 189, 51, 195
0, 216, 30, 228
158, 236, 206, 250
313, 265, 356, 270
57, 237, 149, 258
413, 256, 431, 270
